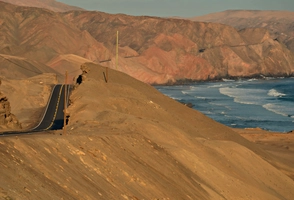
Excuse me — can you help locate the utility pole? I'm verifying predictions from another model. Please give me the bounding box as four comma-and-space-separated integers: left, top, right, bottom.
106, 67, 108, 83
116, 30, 119, 69
63, 71, 68, 135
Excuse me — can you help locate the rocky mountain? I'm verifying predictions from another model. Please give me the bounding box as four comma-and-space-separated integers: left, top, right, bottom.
190, 10, 294, 52
1, 2, 294, 84
61, 10, 294, 83
0, 0, 83, 12
0, 2, 110, 81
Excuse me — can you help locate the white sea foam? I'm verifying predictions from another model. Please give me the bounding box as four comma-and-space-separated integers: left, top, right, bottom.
222, 78, 235, 82
164, 93, 181, 100
156, 78, 294, 132
248, 78, 258, 82
208, 84, 223, 88
181, 91, 195, 96
267, 89, 286, 97
263, 103, 289, 117
219, 87, 265, 105
196, 96, 206, 100
188, 86, 198, 91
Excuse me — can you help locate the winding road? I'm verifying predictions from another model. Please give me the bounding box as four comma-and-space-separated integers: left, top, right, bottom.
0, 84, 70, 135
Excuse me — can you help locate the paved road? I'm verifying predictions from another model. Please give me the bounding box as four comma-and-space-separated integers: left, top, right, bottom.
0, 84, 70, 135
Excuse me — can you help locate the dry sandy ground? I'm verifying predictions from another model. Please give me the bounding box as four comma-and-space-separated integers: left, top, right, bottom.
0, 73, 57, 130
234, 128, 294, 181
0, 63, 294, 199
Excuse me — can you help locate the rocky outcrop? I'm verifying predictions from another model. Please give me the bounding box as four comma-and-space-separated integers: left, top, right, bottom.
0, 80, 22, 130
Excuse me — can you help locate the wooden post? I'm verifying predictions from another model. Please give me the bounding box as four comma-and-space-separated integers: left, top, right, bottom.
63, 71, 68, 135
116, 30, 119, 69
106, 67, 108, 83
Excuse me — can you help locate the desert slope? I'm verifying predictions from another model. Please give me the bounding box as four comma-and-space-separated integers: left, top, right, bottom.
1, 63, 293, 199
0, 0, 83, 12
0, 1, 111, 68
1, 2, 294, 85
0, 73, 58, 129
0, 54, 63, 81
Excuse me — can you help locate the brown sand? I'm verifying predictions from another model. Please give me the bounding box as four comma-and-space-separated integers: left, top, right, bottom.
0, 63, 293, 199
234, 128, 294, 181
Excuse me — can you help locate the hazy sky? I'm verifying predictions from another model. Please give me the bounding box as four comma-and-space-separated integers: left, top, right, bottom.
58, 0, 294, 17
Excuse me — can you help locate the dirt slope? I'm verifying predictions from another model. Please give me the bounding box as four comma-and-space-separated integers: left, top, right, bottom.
0, 54, 63, 81
0, 0, 83, 12
0, 73, 58, 129
1, 63, 293, 199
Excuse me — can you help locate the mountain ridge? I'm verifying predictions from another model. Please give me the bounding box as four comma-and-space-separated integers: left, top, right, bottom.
0, 0, 84, 12
190, 10, 294, 52
1, 2, 294, 84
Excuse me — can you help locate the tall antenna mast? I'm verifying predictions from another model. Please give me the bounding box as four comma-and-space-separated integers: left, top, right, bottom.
116, 30, 119, 69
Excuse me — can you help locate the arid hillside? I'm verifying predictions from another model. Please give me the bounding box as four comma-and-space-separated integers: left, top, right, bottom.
1, 63, 294, 199
0, 54, 64, 81
1, 2, 294, 84
190, 10, 294, 52
0, 0, 83, 12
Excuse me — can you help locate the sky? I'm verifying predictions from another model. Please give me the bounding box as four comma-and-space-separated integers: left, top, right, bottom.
58, 0, 294, 17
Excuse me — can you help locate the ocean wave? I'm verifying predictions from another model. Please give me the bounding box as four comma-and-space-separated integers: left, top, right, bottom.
267, 89, 286, 97
219, 87, 265, 105
222, 78, 235, 82
196, 96, 206, 100
208, 84, 224, 88
263, 103, 289, 117
248, 78, 258, 82
181, 91, 195, 96
163, 94, 182, 100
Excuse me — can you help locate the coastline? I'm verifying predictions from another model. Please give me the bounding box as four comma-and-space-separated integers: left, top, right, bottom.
152, 74, 294, 86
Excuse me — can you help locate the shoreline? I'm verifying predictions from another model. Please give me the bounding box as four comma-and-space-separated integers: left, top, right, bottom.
152, 75, 294, 86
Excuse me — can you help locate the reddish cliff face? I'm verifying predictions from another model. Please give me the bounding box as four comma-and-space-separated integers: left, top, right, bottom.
64, 11, 294, 83
190, 10, 294, 53
1, 2, 294, 84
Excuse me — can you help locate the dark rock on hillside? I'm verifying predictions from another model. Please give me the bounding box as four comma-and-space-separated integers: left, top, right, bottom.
0, 80, 22, 130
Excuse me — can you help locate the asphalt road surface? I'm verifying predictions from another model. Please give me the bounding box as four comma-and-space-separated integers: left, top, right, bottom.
0, 84, 70, 135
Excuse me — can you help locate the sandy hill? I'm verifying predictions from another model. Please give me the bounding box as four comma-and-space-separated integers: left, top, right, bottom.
1, 63, 294, 199
1, 1, 294, 85
190, 10, 294, 52
0, 73, 58, 129
0, 0, 83, 12
0, 1, 110, 83
0, 54, 63, 81
46, 54, 93, 82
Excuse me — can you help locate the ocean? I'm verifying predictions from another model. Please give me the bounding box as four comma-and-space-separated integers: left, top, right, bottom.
155, 77, 294, 132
